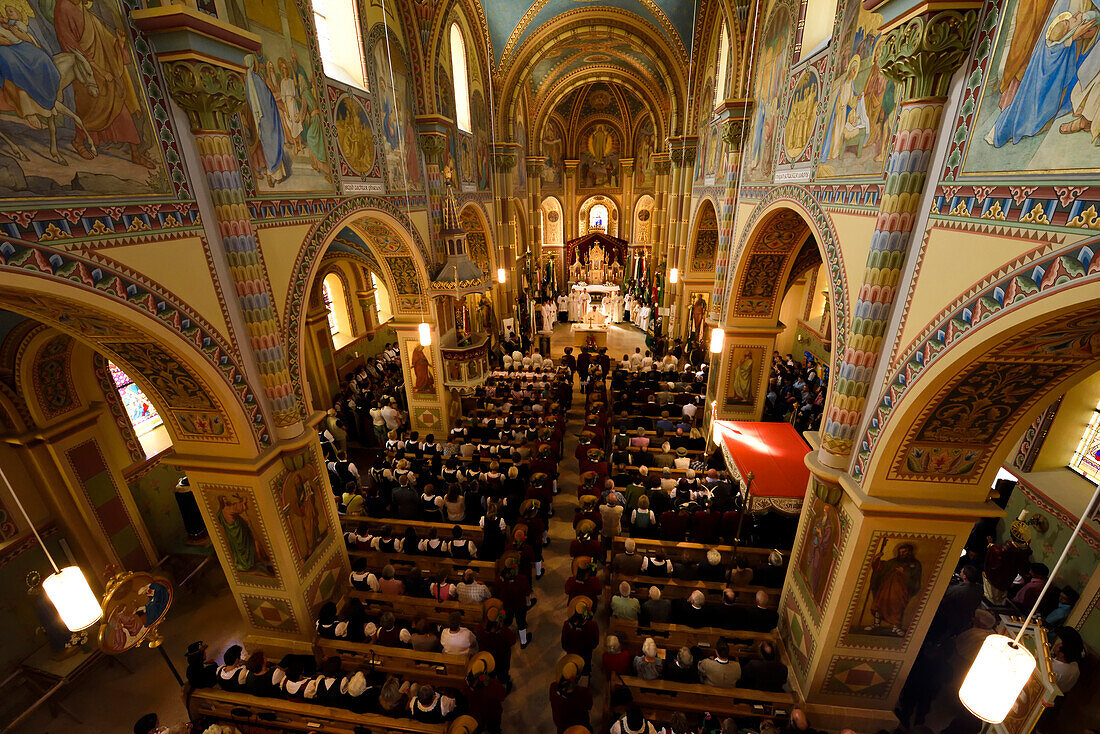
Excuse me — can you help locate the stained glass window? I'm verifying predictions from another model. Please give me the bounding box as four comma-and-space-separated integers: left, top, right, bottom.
451, 23, 471, 133
714, 24, 730, 109
108, 362, 163, 438
1069, 399, 1100, 482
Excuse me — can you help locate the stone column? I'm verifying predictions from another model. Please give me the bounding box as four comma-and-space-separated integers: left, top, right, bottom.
303, 303, 338, 410
665, 137, 697, 308
651, 155, 671, 277
818, 9, 980, 467
620, 158, 635, 242
493, 146, 519, 313
135, 8, 349, 648
526, 157, 544, 261
564, 160, 579, 241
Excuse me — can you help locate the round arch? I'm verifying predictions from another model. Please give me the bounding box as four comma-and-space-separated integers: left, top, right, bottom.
0, 272, 258, 456
854, 247, 1100, 498
686, 197, 720, 273
458, 202, 496, 277
542, 195, 565, 245
578, 195, 620, 238
632, 194, 655, 245
287, 201, 434, 400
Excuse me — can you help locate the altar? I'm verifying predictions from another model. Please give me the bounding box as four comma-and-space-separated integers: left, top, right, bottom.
565, 231, 628, 286
571, 322, 609, 349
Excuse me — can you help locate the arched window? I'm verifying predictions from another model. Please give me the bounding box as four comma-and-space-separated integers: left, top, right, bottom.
1070, 398, 1100, 482
109, 361, 170, 457
372, 272, 393, 324
800, 0, 838, 59
714, 23, 730, 109
590, 204, 608, 231
312, 0, 368, 90
450, 22, 472, 132
322, 274, 352, 346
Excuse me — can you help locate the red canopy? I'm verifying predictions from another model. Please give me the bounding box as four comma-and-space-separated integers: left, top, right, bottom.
715, 421, 810, 515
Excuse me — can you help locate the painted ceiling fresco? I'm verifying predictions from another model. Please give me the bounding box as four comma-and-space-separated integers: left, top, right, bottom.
484, 0, 693, 63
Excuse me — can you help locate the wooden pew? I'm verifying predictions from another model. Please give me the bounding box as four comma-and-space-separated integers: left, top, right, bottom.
611, 574, 777, 606
187, 688, 474, 734
610, 537, 785, 571
315, 637, 468, 687
341, 516, 485, 545
347, 590, 485, 626
347, 549, 499, 584
609, 675, 794, 721
608, 617, 776, 656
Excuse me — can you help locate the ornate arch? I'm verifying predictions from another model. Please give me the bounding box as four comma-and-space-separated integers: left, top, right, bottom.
286, 200, 433, 400
724, 186, 849, 360
687, 198, 720, 273
459, 202, 495, 277
854, 241, 1100, 489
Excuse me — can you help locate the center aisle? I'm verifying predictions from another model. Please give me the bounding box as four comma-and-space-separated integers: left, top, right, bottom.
500, 323, 645, 734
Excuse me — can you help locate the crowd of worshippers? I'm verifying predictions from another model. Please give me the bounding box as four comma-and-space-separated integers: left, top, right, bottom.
321, 344, 406, 452
890, 514, 1088, 732
762, 352, 827, 432
182, 640, 509, 730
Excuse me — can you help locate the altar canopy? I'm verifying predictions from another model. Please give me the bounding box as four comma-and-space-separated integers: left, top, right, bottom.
566, 232, 628, 285
715, 421, 811, 515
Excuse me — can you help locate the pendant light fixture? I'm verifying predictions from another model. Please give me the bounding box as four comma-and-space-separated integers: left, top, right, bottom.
418, 321, 433, 346
497, 267, 506, 284
1, 466, 102, 631
669, 267, 679, 284
958, 475, 1100, 723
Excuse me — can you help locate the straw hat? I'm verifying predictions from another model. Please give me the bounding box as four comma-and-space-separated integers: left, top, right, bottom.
555, 654, 585, 683
466, 651, 496, 677
569, 595, 595, 621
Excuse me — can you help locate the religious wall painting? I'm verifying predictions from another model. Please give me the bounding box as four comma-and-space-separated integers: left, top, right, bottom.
471, 89, 490, 190
0, 0, 172, 198
840, 531, 952, 650
695, 78, 715, 183
275, 448, 330, 569
794, 490, 847, 618
103, 341, 215, 411
435, 59, 454, 123
745, 3, 793, 182
687, 292, 710, 343
735, 253, 789, 315
541, 119, 565, 190
705, 121, 723, 179
960, 0, 1100, 176
371, 35, 422, 192
333, 94, 377, 177
784, 68, 820, 163
634, 116, 656, 189
406, 337, 436, 395
201, 483, 280, 588
816, 5, 895, 179
33, 335, 77, 420
236, 0, 331, 193
690, 210, 718, 272
578, 123, 620, 188
725, 345, 764, 407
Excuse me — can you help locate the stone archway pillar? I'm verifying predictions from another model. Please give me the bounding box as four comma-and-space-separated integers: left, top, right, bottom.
527, 157, 545, 262
564, 160, 579, 241
135, 8, 349, 648
620, 158, 635, 242
493, 145, 519, 315
817, 9, 980, 469
651, 155, 671, 280
708, 324, 782, 421
174, 429, 348, 652
303, 303, 339, 411
391, 322, 450, 434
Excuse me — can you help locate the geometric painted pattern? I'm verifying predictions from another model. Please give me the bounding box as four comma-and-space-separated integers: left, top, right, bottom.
821, 656, 900, 700
242, 595, 299, 633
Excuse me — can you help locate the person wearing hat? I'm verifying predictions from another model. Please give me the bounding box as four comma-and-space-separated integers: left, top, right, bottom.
520, 497, 549, 553
565, 556, 602, 601
550, 654, 592, 733
184, 641, 216, 689
571, 520, 602, 559
574, 493, 602, 528
984, 519, 1035, 606
494, 552, 533, 648
509, 522, 540, 579
464, 652, 507, 733
673, 446, 692, 470
561, 595, 599, 670
476, 599, 517, 685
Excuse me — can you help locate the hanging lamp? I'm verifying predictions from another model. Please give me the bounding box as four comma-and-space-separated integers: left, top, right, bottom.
958, 473, 1100, 723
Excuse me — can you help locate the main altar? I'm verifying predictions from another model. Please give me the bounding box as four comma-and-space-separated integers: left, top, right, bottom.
566, 231, 627, 286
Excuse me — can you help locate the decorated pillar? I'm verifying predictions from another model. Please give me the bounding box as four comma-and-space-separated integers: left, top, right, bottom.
415, 118, 450, 263
134, 7, 348, 648
818, 9, 980, 468
620, 158, 635, 243
564, 160, 579, 241
527, 156, 545, 264
664, 137, 696, 308
651, 155, 671, 282
493, 144, 519, 316
303, 302, 338, 410
357, 288, 379, 332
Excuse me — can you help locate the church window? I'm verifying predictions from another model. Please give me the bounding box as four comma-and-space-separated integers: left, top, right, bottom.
715, 23, 730, 109
799, 0, 838, 59
313, 0, 368, 90
108, 362, 163, 440
1069, 399, 1100, 482
451, 22, 472, 132
590, 204, 608, 231
322, 278, 339, 335
372, 272, 393, 324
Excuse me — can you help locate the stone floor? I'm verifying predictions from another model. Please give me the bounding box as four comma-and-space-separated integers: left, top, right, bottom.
15, 321, 649, 734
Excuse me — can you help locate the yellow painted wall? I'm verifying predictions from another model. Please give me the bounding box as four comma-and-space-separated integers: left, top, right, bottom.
259, 223, 313, 321
1033, 371, 1100, 471
893, 226, 1055, 367
827, 210, 873, 325
102, 237, 233, 345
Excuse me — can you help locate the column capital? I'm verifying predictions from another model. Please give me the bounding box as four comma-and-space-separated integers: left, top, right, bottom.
721, 118, 748, 149
878, 9, 980, 100
132, 5, 260, 133
493, 144, 519, 172
418, 131, 448, 165
667, 136, 698, 167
